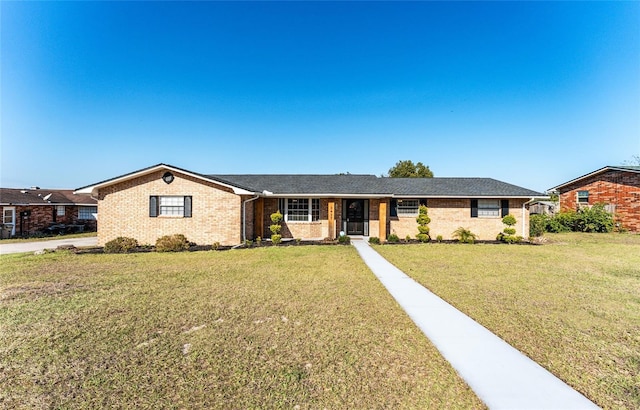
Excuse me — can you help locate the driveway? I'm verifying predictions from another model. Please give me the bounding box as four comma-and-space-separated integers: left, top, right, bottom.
0, 237, 98, 255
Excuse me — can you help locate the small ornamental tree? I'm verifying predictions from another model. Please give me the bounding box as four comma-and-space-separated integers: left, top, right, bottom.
270, 210, 283, 245
497, 214, 522, 243
416, 205, 431, 242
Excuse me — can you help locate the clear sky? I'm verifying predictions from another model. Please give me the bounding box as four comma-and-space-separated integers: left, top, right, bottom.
2, 1, 639, 193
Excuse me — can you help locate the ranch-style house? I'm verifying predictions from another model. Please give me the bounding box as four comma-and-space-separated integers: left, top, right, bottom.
76, 164, 544, 246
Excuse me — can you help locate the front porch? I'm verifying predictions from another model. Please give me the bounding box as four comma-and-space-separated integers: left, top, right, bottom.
254, 197, 389, 241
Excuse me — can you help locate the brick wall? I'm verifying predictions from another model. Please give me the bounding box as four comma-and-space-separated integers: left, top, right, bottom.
1, 205, 96, 236
558, 170, 640, 232
259, 197, 531, 241
97, 170, 244, 246
389, 199, 530, 240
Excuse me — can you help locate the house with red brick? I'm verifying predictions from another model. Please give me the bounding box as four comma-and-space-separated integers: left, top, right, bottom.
0, 188, 97, 238
76, 164, 543, 246
549, 165, 640, 232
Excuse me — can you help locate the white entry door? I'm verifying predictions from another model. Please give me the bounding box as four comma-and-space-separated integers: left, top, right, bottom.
3, 207, 16, 236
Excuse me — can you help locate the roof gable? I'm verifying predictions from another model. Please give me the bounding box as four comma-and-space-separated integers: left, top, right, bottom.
549, 165, 640, 191
75, 164, 256, 196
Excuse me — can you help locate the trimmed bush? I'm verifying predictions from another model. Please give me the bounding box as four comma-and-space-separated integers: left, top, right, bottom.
104, 237, 138, 253
436, 235, 443, 243
155, 234, 190, 252
415, 205, 431, 243
369, 236, 381, 245
497, 214, 520, 243
338, 234, 351, 244
270, 211, 283, 245
387, 233, 400, 243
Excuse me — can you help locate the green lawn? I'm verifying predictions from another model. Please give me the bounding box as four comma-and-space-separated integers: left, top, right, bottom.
0, 232, 97, 244
375, 233, 640, 410
0, 246, 483, 409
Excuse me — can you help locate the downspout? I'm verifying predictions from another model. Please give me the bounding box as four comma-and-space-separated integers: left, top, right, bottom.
242, 194, 260, 243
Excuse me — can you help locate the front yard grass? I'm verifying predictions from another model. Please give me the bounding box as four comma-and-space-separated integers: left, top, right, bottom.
0, 246, 483, 409
0, 232, 97, 244
375, 232, 640, 410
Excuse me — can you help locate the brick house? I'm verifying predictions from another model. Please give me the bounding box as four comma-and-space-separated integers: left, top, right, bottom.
76, 164, 543, 246
549, 165, 640, 232
0, 188, 97, 237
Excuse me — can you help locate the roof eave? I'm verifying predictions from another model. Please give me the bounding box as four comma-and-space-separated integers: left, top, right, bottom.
75, 164, 256, 196
549, 166, 640, 191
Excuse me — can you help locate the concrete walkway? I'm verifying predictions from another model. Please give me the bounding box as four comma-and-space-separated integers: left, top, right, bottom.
0, 237, 98, 255
352, 240, 599, 410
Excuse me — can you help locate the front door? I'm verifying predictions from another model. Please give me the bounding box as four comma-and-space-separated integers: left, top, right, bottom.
3, 207, 15, 237
345, 199, 367, 235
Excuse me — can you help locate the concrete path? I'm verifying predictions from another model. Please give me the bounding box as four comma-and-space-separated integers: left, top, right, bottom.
352, 240, 599, 410
0, 237, 98, 255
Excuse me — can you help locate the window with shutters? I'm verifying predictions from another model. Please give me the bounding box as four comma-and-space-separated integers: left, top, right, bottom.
396, 199, 420, 215
477, 199, 500, 217
150, 196, 192, 218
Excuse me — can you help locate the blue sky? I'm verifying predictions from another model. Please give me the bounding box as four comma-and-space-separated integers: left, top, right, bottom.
2, 1, 639, 192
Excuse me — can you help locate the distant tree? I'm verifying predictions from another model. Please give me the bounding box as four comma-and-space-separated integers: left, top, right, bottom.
388, 160, 434, 178
622, 155, 640, 166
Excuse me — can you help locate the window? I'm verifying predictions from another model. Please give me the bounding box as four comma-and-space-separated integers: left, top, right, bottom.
56, 205, 65, 216
396, 199, 420, 215
78, 206, 97, 220
279, 198, 321, 222
577, 191, 589, 204
160, 196, 185, 216
149, 196, 192, 218
477, 199, 500, 217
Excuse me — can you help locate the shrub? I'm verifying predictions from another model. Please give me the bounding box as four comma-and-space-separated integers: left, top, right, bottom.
575, 203, 614, 233
529, 214, 547, 237
369, 236, 381, 245
270, 211, 283, 245
541, 204, 614, 234
405, 235, 412, 242
255, 237, 262, 246
502, 214, 517, 226
104, 236, 138, 253
452, 227, 477, 244
155, 234, 190, 252
387, 233, 400, 243
212, 242, 220, 250
338, 234, 351, 244
436, 235, 443, 243
415, 205, 431, 243
497, 214, 520, 244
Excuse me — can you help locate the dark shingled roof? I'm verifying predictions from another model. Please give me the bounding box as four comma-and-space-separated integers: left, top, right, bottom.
211, 174, 543, 197
379, 177, 543, 197
211, 174, 386, 195
0, 188, 97, 205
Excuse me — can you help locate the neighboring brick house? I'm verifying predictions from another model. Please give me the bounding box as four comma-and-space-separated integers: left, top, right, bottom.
0, 188, 97, 237
549, 165, 640, 232
76, 164, 543, 246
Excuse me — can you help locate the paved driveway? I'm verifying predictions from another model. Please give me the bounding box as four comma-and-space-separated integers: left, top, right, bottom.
0, 237, 98, 255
